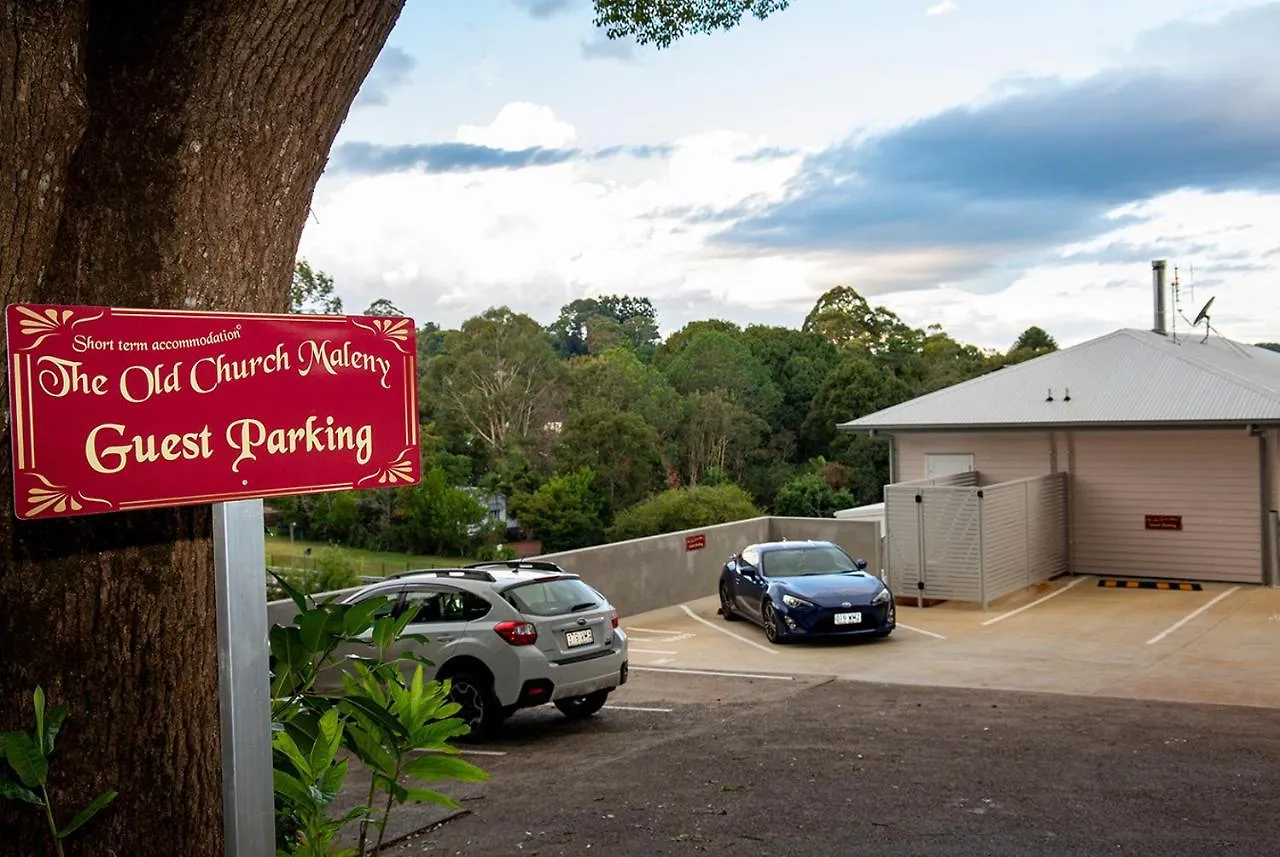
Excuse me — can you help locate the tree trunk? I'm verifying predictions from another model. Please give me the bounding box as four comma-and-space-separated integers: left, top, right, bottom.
0, 2, 403, 855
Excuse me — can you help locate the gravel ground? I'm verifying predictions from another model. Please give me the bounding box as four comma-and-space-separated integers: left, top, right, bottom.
368, 672, 1280, 856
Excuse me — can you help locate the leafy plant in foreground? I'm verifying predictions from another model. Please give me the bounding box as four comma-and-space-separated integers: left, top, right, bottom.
268, 573, 488, 856
0, 687, 117, 857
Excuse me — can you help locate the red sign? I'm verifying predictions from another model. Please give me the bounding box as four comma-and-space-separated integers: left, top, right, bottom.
685, 534, 706, 552
1145, 515, 1183, 531
6, 304, 420, 520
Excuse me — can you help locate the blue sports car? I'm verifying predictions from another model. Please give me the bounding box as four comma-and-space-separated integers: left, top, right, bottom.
718, 540, 895, 644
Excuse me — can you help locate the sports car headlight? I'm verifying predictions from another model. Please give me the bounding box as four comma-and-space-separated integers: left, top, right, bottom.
872, 586, 892, 605
781, 594, 815, 609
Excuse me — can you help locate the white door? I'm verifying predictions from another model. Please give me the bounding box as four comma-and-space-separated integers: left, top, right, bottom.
925, 453, 974, 479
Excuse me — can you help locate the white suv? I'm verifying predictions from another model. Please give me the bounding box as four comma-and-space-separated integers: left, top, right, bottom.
320, 560, 629, 737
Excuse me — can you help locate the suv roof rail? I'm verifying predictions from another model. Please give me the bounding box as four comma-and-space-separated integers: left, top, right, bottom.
385, 568, 497, 582
465, 559, 568, 574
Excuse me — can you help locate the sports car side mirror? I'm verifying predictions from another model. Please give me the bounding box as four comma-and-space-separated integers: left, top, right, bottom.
854, 559, 868, 571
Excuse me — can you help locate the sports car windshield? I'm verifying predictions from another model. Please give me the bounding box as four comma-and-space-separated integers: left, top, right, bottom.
761, 546, 857, 577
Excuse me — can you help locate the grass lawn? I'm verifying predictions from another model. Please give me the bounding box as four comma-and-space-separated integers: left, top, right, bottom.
264, 536, 466, 577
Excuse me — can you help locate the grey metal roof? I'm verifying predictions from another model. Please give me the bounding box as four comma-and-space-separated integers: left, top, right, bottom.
839, 328, 1280, 432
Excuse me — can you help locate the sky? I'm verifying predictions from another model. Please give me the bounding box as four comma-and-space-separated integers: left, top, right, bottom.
298, 0, 1280, 351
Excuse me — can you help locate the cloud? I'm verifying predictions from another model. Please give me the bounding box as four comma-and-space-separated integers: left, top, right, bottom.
330, 141, 582, 175
714, 4, 1280, 286
301, 8, 1280, 354
925, 0, 958, 16
510, 0, 578, 19
581, 30, 637, 61
352, 46, 415, 108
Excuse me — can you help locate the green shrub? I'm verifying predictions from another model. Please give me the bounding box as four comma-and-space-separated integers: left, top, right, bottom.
608, 483, 762, 541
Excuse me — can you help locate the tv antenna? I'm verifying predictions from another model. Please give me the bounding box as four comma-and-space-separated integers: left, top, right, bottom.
1170, 266, 1181, 343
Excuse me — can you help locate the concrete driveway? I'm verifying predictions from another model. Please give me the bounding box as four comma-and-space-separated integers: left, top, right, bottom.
616, 575, 1280, 708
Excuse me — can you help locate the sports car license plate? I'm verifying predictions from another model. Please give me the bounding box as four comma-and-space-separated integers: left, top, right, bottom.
565, 628, 594, 648
834, 612, 862, 625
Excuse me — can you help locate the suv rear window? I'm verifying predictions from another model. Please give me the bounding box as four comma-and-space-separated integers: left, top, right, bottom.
504, 578, 604, 617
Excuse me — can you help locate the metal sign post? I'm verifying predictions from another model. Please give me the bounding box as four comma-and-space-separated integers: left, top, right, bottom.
213, 498, 274, 856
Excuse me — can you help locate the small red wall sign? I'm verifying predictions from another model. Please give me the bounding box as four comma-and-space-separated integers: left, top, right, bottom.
685, 534, 706, 552
1144, 515, 1183, 531
6, 304, 420, 521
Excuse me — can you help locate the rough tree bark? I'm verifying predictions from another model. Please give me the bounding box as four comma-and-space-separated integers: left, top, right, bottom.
0, 2, 403, 855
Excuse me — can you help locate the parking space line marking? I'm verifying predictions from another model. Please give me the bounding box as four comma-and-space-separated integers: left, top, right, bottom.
625, 626, 682, 634
418, 748, 508, 757
633, 666, 794, 681
630, 647, 678, 654
679, 604, 780, 655
981, 576, 1090, 626
897, 622, 946, 640
1146, 587, 1240, 645
606, 705, 674, 713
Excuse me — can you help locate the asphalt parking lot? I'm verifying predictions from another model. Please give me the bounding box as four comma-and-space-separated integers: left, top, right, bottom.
360, 576, 1280, 855
383, 668, 1280, 856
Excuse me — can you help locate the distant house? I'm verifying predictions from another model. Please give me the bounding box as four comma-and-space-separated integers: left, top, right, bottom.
464, 490, 524, 540
841, 295, 1280, 586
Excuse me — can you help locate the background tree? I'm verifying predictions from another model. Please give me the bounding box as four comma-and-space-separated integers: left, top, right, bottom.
0, 2, 793, 855
1256, 342, 1280, 353
364, 297, 404, 316
548, 295, 660, 359
773, 472, 856, 518
510, 468, 607, 552
1005, 325, 1059, 365
425, 307, 565, 461
291, 259, 344, 314
554, 408, 666, 513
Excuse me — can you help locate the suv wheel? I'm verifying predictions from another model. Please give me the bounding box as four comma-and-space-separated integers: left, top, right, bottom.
445, 671, 502, 739
554, 689, 610, 719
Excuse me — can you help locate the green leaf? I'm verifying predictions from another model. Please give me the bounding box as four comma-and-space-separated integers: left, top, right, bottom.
271, 730, 312, 781
44, 705, 69, 757
269, 569, 309, 615
272, 768, 313, 807
56, 790, 117, 838
319, 757, 350, 798
308, 708, 343, 775
32, 688, 45, 752
341, 597, 390, 638
296, 608, 333, 654
402, 753, 489, 784
342, 722, 396, 777
3, 733, 48, 788
336, 696, 408, 743
401, 787, 460, 809
0, 774, 44, 806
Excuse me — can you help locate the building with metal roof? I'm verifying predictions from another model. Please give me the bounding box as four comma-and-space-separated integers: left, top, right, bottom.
839, 327, 1280, 433
839, 263, 1279, 592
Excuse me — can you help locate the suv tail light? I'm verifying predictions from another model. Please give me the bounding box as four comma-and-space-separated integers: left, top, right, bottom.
493, 620, 538, 646
611, 607, 618, 629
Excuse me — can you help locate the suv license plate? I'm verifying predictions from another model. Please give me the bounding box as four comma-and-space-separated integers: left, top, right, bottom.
834, 612, 862, 625
565, 628, 594, 648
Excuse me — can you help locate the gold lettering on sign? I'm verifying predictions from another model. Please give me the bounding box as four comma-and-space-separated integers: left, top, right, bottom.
190, 344, 291, 394
225, 415, 374, 472
85, 423, 214, 474
119, 362, 184, 404
35, 356, 109, 397
297, 339, 392, 389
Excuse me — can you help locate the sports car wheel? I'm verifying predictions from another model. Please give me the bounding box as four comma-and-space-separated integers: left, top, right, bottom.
762, 601, 786, 644
445, 671, 503, 740
719, 582, 738, 621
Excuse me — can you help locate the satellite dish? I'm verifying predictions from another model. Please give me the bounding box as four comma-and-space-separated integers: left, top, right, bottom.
1193, 296, 1215, 327
1192, 296, 1216, 344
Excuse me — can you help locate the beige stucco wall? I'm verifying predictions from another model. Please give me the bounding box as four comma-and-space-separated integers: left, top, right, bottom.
895, 431, 1055, 484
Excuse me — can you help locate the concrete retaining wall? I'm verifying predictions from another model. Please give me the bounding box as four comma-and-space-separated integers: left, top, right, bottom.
266, 516, 882, 623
